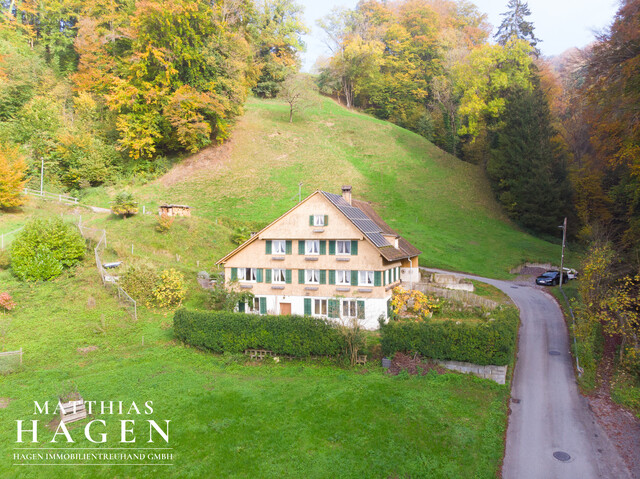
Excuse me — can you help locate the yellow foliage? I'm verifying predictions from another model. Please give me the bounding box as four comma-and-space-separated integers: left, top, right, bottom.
0, 143, 28, 209
391, 286, 441, 321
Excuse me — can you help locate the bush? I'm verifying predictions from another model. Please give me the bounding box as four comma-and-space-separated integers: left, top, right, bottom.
10, 218, 85, 281
0, 292, 16, 312
120, 263, 158, 304
174, 309, 344, 357
153, 269, 186, 308
156, 213, 174, 233
111, 191, 138, 217
381, 306, 519, 366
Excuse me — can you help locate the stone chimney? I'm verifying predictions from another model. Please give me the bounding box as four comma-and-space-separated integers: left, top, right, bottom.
341, 185, 352, 205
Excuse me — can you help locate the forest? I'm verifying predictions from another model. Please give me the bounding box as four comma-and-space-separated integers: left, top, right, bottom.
0, 1, 638, 386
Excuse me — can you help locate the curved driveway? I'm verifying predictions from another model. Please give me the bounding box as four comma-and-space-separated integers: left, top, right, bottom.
422, 269, 631, 479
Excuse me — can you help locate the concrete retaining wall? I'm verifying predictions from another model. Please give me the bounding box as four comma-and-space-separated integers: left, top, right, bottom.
436, 360, 507, 385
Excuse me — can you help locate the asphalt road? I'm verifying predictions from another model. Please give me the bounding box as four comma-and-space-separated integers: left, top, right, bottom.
422, 269, 632, 479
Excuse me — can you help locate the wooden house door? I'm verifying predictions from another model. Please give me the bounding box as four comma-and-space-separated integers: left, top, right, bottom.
279, 303, 291, 315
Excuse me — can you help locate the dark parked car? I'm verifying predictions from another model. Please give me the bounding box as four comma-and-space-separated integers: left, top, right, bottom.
536, 271, 568, 286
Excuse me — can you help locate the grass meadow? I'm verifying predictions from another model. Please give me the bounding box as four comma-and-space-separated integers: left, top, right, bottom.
0, 260, 509, 478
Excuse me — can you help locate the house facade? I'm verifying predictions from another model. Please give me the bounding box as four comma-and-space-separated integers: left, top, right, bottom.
215, 187, 421, 329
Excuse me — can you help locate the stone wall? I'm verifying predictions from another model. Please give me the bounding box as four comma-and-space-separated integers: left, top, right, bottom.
436, 360, 507, 385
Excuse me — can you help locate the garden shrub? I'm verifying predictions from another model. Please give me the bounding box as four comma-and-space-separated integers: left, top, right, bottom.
0, 292, 16, 312
153, 269, 186, 308
380, 306, 519, 366
120, 263, 158, 304
174, 309, 344, 357
10, 218, 85, 281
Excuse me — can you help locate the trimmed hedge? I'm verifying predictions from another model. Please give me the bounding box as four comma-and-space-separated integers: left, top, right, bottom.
381, 306, 519, 366
174, 309, 344, 357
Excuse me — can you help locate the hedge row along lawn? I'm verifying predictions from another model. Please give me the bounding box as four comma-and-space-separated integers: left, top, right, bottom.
381, 306, 520, 366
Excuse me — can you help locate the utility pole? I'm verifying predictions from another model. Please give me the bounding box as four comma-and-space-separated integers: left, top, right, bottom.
559, 217, 567, 288
40, 157, 44, 194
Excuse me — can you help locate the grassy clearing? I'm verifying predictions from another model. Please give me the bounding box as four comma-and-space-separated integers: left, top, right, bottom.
470, 281, 513, 305
79, 95, 574, 279
0, 260, 509, 478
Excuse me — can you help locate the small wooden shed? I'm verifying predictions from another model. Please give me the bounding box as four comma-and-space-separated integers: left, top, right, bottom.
159, 204, 191, 217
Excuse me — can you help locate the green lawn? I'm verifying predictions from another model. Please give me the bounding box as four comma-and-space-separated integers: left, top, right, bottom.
78, 95, 575, 279
0, 263, 509, 478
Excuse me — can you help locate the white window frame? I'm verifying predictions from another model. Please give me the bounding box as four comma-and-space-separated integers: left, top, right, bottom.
385, 270, 390, 284
359, 270, 374, 286
249, 297, 260, 313
342, 299, 358, 318
336, 240, 351, 255
313, 215, 325, 226
237, 268, 256, 282
305, 269, 320, 284
336, 270, 350, 285
272, 240, 286, 255
313, 299, 328, 317
272, 268, 286, 284
305, 240, 320, 255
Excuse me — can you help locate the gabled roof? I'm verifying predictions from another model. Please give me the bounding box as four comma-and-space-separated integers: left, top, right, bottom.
216, 189, 421, 265
321, 191, 421, 262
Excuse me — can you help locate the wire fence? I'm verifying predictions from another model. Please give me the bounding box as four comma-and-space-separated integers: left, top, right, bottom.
24, 187, 79, 205
78, 224, 137, 320
0, 226, 24, 250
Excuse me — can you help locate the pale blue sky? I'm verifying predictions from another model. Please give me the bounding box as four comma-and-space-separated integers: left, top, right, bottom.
299, 0, 621, 71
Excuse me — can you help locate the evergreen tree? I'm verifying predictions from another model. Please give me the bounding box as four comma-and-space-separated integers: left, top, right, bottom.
495, 0, 541, 56
487, 76, 572, 234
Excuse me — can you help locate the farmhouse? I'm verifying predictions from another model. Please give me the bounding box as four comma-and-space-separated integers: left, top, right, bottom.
216, 187, 421, 329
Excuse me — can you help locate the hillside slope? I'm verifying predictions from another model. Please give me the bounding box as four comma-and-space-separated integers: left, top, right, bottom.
84, 96, 568, 278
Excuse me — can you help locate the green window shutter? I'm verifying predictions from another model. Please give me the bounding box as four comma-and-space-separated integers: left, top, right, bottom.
329, 240, 336, 255
285, 269, 292, 284
324, 215, 328, 226
230, 268, 237, 280
351, 240, 358, 256
329, 270, 336, 285
256, 269, 263, 283
357, 300, 365, 320
309, 215, 314, 226
304, 298, 312, 316
328, 299, 339, 318
298, 269, 305, 284
286, 240, 292, 255
265, 269, 272, 284
351, 270, 359, 286
374, 271, 381, 287
238, 301, 245, 313
259, 297, 267, 315
298, 240, 305, 255
265, 240, 272, 255
320, 270, 326, 285
319, 240, 326, 255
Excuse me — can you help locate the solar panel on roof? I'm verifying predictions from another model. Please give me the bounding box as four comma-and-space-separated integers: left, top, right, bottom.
367, 233, 391, 247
